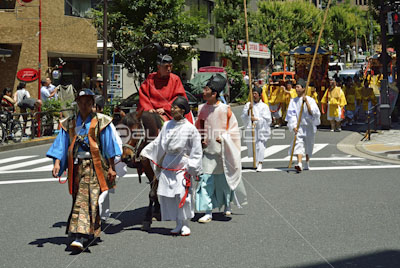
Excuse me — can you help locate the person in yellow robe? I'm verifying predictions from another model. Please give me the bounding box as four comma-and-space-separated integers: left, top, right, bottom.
306, 82, 319, 104
361, 81, 378, 122
265, 80, 283, 128
321, 78, 347, 132
343, 77, 356, 126
282, 80, 297, 120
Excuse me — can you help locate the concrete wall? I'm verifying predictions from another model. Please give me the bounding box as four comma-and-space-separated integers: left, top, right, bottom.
0, 0, 98, 98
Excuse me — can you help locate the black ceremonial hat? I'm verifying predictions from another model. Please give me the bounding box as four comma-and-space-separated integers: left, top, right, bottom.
296, 78, 306, 88
172, 96, 190, 115
157, 54, 173, 65
253, 86, 262, 96
206, 74, 227, 94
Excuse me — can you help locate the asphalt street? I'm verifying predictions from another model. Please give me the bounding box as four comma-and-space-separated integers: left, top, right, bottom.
0, 105, 399, 268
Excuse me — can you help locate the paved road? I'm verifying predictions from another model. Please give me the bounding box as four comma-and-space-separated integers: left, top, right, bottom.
0, 106, 399, 268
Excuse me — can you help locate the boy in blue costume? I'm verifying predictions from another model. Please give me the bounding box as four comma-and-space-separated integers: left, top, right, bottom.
47, 89, 121, 250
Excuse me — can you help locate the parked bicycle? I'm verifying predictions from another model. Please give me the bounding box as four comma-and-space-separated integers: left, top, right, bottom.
0, 111, 23, 143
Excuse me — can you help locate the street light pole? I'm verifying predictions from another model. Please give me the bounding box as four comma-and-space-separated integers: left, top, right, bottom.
103, 0, 108, 99
379, 0, 391, 129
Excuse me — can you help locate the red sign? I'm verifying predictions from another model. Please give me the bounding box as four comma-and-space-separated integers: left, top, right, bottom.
17, 68, 39, 82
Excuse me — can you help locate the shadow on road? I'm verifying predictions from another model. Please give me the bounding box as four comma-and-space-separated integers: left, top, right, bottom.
102, 207, 147, 234
29, 236, 68, 248
283, 250, 400, 268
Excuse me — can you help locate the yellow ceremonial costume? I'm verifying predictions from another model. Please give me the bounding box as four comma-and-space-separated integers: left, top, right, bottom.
321, 86, 347, 120
344, 85, 356, 111
306, 86, 318, 104
361, 87, 377, 111
261, 84, 270, 105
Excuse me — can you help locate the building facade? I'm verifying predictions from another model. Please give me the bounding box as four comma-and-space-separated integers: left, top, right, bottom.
0, 0, 99, 98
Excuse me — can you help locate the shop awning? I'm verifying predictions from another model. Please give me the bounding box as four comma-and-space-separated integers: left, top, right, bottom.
0, 48, 12, 56
48, 51, 99, 59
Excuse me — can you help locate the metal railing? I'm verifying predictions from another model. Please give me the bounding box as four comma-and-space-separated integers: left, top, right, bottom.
361, 104, 378, 141
0, 108, 74, 144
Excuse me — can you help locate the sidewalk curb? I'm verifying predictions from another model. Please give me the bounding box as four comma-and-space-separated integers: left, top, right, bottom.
356, 142, 400, 164
337, 132, 400, 165
0, 136, 55, 153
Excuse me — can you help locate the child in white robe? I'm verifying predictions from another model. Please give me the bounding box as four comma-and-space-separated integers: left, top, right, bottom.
141, 96, 202, 236
195, 74, 247, 223
241, 86, 272, 172
285, 79, 321, 172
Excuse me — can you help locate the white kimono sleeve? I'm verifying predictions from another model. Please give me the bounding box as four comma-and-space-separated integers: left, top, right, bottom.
285, 99, 298, 132
140, 124, 166, 178
308, 97, 321, 128
240, 102, 251, 128
186, 127, 203, 177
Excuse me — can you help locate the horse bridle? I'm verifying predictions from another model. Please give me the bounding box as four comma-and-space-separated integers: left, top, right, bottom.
122, 120, 146, 163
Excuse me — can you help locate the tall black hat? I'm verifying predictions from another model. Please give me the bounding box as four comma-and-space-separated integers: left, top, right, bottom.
297, 78, 306, 88
206, 74, 227, 94
95, 95, 105, 109
157, 54, 173, 65
172, 96, 190, 115
253, 86, 262, 96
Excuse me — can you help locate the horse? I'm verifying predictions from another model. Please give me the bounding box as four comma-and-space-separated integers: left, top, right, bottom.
119, 110, 163, 231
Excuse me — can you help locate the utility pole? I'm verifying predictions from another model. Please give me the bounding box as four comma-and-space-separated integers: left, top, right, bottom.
103, 0, 108, 99
379, 0, 391, 129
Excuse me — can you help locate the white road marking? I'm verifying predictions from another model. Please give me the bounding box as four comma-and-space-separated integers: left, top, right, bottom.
264, 145, 290, 158
0, 158, 52, 171
242, 165, 400, 173
311, 143, 329, 154
31, 164, 53, 171
0, 155, 38, 165
0, 174, 139, 185
1, 165, 400, 185
241, 156, 364, 163
282, 143, 330, 160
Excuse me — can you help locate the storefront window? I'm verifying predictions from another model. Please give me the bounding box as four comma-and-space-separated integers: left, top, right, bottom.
0, 0, 16, 9
64, 0, 93, 18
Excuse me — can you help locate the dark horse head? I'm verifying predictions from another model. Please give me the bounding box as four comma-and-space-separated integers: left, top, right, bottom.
119, 110, 163, 230
120, 110, 163, 168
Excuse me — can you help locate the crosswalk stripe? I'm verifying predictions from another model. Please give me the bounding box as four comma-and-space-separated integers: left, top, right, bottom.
0, 156, 38, 165
241, 156, 364, 163
311, 143, 329, 154
31, 164, 53, 171
0, 158, 52, 171
264, 145, 290, 158
0, 174, 139, 185
241, 165, 400, 173
282, 143, 329, 160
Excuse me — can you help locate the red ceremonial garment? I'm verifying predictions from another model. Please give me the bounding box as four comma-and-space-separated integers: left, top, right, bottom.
138, 72, 193, 123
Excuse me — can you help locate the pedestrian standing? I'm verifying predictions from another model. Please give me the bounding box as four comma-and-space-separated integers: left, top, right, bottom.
286, 79, 321, 172
241, 86, 272, 172
47, 89, 121, 251
141, 96, 203, 236
195, 74, 247, 223
321, 78, 347, 132
1, 88, 16, 113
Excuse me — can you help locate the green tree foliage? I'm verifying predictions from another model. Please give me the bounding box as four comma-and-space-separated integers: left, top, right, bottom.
213, 0, 250, 70
92, 0, 209, 80
254, 0, 373, 61
255, 1, 322, 61
325, 3, 370, 53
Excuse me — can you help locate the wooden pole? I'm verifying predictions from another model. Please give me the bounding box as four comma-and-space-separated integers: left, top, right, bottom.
288, 0, 332, 169
243, 0, 257, 169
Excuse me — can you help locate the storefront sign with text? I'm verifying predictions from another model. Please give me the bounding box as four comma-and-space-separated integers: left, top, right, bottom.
17, 68, 39, 82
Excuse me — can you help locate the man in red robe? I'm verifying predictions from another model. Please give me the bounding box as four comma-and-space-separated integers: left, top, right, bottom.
138, 55, 194, 123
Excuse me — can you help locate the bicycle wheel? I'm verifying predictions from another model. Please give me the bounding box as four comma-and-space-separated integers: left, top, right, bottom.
0, 123, 5, 144
11, 121, 23, 143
